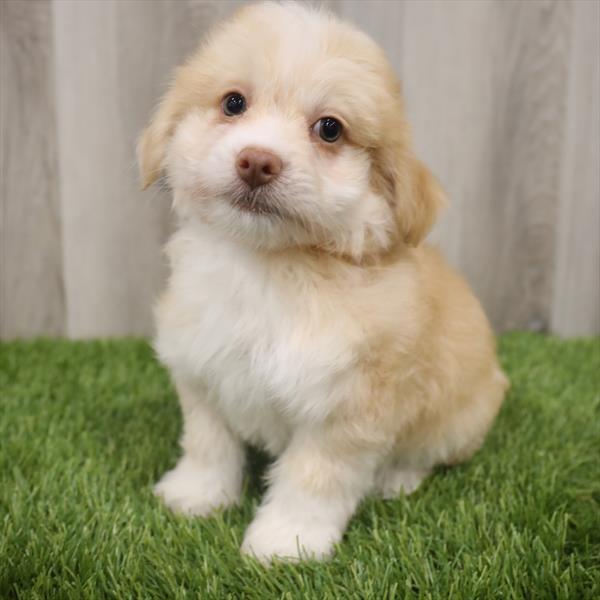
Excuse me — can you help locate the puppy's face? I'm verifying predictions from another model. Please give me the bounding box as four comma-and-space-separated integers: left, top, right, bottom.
139, 2, 443, 258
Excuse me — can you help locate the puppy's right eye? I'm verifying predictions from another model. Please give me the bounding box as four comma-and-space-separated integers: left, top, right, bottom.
222, 93, 246, 116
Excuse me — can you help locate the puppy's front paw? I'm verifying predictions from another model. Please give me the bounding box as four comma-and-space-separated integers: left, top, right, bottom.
154, 456, 240, 516
241, 503, 341, 563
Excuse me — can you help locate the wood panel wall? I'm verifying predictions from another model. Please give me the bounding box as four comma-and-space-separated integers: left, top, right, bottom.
1, 0, 598, 339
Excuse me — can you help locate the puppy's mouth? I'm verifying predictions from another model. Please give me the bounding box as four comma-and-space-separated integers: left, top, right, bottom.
230, 188, 283, 218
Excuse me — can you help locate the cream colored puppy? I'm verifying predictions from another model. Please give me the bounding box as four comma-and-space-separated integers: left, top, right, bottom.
139, 1, 508, 562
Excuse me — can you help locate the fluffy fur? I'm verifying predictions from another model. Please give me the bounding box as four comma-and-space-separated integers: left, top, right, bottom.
139, 1, 508, 562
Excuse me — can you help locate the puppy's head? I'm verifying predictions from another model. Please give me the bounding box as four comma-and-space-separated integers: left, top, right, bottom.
139, 1, 444, 258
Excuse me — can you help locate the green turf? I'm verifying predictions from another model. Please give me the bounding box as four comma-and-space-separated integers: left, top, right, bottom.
1, 333, 598, 599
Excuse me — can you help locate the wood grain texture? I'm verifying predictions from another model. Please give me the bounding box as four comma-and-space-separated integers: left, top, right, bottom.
551, 0, 600, 336
0, 0, 65, 338
1, 0, 598, 338
477, 0, 571, 333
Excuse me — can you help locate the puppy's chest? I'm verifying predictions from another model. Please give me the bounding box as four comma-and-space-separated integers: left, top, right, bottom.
156, 246, 360, 436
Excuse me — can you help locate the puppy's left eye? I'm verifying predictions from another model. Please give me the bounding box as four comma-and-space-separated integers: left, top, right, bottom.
222, 92, 246, 116
313, 117, 343, 143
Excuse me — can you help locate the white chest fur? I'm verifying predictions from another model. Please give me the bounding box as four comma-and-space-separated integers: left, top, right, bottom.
154, 225, 361, 453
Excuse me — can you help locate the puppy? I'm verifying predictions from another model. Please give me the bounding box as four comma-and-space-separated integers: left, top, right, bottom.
139, 1, 508, 562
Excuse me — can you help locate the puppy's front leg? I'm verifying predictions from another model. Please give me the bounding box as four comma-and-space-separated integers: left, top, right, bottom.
154, 380, 244, 516
242, 429, 380, 562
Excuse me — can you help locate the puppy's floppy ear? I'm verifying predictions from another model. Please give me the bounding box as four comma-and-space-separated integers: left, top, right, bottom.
396, 157, 446, 247
137, 72, 189, 190
378, 132, 445, 247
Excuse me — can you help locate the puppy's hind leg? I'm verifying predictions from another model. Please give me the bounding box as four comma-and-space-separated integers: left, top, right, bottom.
154, 380, 244, 516
375, 457, 432, 498
376, 371, 508, 500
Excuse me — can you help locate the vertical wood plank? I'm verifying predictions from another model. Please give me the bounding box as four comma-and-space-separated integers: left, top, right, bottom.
52, 0, 170, 338
0, 0, 65, 338
333, 0, 404, 53
52, 0, 245, 338
466, 0, 571, 333
482, 0, 572, 333
338, 0, 572, 332
551, 0, 600, 336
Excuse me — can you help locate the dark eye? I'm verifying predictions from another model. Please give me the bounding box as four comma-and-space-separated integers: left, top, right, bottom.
313, 117, 343, 143
222, 92, 246, 116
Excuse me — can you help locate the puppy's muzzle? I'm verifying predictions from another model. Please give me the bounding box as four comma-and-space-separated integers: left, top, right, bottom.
236, 148, 282, 189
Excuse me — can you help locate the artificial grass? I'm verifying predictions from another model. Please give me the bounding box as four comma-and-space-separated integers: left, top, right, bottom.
1, 333, 598, 599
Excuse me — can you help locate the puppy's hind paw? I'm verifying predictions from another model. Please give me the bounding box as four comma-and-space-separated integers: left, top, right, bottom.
376, 466, 431, 499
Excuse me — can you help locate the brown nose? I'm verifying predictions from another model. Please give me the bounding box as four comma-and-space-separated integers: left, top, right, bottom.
236, 148, 282, 189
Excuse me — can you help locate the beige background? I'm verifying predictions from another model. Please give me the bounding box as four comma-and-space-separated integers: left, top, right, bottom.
1, 0, 599, 339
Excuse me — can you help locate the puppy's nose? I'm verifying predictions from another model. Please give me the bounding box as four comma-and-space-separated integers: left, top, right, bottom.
236, 148, 282, 189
